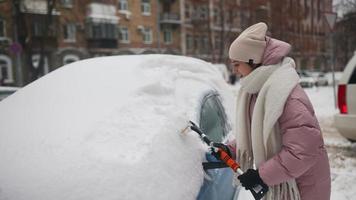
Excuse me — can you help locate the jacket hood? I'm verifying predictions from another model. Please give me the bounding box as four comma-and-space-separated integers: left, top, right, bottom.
262, 37, 291, 66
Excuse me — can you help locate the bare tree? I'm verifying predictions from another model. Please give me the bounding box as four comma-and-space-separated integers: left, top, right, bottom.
214, 0, 239, 63
18, 0, 57, 84
334, 0, 356, 69
34, 0, 57, 82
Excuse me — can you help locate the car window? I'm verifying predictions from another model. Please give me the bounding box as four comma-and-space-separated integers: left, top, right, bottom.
349, 67, 356, 84
199, 93, 227, 143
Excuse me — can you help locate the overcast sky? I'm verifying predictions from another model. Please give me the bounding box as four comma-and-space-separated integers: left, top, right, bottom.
333, 0, 355, 17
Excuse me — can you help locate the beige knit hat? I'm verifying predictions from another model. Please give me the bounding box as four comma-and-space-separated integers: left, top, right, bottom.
229, 22, 268, 64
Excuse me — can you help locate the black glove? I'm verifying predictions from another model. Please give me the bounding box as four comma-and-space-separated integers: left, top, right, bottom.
238, 169, 267, 190
212, 142, 232, 158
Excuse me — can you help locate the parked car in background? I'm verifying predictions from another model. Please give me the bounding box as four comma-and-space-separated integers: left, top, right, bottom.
335, 52, 356, 142
297, 70, 315, 88
314, 72, 329, 86
0, 55, 242, 200
0, 86, 19, 101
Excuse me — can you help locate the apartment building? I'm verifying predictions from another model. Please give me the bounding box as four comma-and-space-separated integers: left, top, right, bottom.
0, 0, 333, 86
0, 0, 183, 85
182, 0, 241, 62
269, 0, 333, 71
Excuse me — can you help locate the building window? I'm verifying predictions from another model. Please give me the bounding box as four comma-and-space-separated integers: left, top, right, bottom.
63, 54, 79, 65
0, 55, 13, 84
213, 8, 221, 25
33, 21, 44, 37
185, 3, 191, 20
32, 19, 56, 37
201, 35, 209, 53
317, 0, 321, 20
118, 0, 129, 11
214, 35, 221, 49
61, 0, 73, 7
141, 0, 151, 15
193, 36, 200, 49
86, 23, 118, 39
0, 19, 5, 37
119, 26, 130, 43
163, 29, 172, 44
63, 23, 76, 42
186, 34, 193, 50
142, 27, 152, 44
304, 0, 309, 17
199, 5, 208, 20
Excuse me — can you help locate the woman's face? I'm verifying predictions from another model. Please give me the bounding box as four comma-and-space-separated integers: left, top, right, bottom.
231, 60, 253, 78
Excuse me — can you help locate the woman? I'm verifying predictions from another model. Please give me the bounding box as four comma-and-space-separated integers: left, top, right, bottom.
229, 22, 331, 200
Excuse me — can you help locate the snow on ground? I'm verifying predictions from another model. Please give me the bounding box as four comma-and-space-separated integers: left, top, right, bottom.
305, 86, 356, 200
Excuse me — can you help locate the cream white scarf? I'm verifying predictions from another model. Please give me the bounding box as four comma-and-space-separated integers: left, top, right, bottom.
235, 57, 301, 200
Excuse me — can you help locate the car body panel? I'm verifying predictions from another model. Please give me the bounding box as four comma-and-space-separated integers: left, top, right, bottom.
338, 52, 356, 85
335, 113, 356, 141
347, 85, 356, 114
335, 52, 356, 141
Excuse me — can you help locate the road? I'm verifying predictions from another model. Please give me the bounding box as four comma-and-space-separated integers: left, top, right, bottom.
318, 105, 356, 200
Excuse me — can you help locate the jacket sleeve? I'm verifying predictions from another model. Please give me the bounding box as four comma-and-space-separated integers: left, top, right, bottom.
258, 97, 324, 186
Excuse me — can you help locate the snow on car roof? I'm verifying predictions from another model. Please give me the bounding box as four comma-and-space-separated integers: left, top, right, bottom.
0, 55, 233, 200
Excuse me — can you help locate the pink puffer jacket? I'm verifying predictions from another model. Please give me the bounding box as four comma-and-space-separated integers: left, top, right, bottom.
257, 85, 331, 200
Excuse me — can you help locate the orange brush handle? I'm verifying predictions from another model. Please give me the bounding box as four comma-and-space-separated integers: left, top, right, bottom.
218, 149, 240, 172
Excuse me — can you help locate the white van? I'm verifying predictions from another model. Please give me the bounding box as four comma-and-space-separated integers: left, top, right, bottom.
335, 52, 356, 142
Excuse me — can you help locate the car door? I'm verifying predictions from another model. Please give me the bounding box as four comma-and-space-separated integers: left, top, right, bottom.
197, 92, 238, 200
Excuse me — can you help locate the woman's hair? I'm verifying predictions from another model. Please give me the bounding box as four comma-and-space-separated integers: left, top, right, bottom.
247, 59, 262, 69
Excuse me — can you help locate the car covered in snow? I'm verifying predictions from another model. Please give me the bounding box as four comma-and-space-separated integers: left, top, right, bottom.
335, 52, 356, 142
0, 55, 249, 200
213, 63, 230, 83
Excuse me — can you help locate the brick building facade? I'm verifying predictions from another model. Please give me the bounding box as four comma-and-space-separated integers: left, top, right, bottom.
0, 0, 333, 86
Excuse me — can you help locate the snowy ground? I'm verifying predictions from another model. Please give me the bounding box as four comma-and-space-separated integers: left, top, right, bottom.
304, 86, 356, 200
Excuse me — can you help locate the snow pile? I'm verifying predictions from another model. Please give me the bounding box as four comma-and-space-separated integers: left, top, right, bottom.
328, 142, 356, 200
0, 55, 233, 200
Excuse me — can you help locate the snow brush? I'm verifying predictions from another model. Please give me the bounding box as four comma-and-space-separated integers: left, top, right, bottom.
181, 121, 268, 200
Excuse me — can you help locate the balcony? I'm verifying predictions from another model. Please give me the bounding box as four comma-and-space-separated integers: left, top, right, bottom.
86, 3, 119, 24
160, 13, 181, 25
85, 3, 119, 49
86, 22, 118, 49
20, 0, 60, 15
